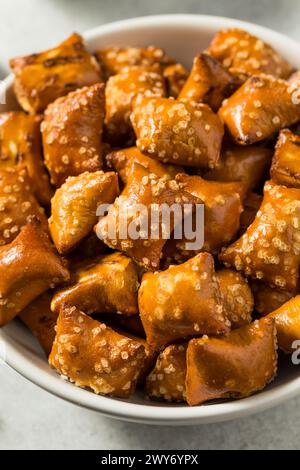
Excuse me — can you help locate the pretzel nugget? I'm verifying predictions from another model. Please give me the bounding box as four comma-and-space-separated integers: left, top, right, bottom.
138, 253, 229, 349
0, 112, 53, 205
131, 97, 224, 168
207, 28, 293, 81
216, 269, 253, 328
251, 281, 294, 316
163, 63, 189, 98
49, 171, 119, 254
0, 167, 48, 245
203, 144, 272, 191
51, 253, 139, 316
220, 181, 300, 291
219, 75, 300, 145
10, 33, 102, 114
0, 220, 69, 326
19, 292, 57, 356
95, 46, 172, 79
271, 129, 300, 188
96, 162, 201, 270
106, 146, 182, 185
105, 65, 166, 144
49, 304, 147, 398
42, 83, 105, 187
268, 295, 300, 353
179, 53, 239, 111
146, 344, 187, 402
186, 317, 277, 406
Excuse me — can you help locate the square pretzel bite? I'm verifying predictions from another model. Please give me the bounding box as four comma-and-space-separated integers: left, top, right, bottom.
106, 146, 183, 185
51, 253, 139, 316
94, 46, 172, 79
268, 295, 300, 353
206, 28, 293, 81
96, 162, 201, 270
0, 167, 48, 245
131, 97, 224, 169
19, 292, 57, 356
216, 269, 253, 328
146, 343, 187, 402
179, 53, 239, 111
0, 220, 69, 326
163, 63, 189, 98
219, 75, 300, 145
138, 253, 230, 349
0, 112, 53, 206
186, 317, 277, 406
220, 181, 300, 291
271, 129, 300, 188
49, 171, 119, 254
49, 304, 147, 398
10, 33, 102, 114
104, 65, 166, 145
42, 83, 105, 187
203, 144, 272, 192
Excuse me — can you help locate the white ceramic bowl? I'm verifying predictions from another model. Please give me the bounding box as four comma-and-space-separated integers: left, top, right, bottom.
1, 14, 300, 425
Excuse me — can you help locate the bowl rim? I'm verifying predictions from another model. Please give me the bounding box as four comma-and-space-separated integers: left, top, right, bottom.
2, 13, 300, 425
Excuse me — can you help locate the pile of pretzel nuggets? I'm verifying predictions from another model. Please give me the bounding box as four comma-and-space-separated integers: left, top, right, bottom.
2, 28, 300, 406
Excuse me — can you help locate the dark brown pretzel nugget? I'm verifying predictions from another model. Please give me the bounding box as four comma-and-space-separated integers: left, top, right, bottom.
10, 33, 102, 114
49, 304, 147, 398
0, 221, 69, 326
186, 317, 277, 406
42, 83, 105, 187
131, 97, 224, 168
0, 112, 53, 206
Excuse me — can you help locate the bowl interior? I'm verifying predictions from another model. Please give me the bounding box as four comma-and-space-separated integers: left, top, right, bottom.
1, 14, 300, 425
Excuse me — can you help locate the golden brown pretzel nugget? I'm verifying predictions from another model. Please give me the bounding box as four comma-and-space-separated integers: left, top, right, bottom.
163, 63, 189, 98
219, 75, 300, 145
96, 163, 201, 270
19, 292, 57, 356
207, 28, 293, 81
203, 144, 272, 191
49, 171, 119, 254
49, 304, 147, 398
106, 146, 182, 185
105, 65, 166, 144
186, 317, 277, 406
220, 181, 300, 291
0, 167, 48, 245
216, 269, 253, 328
239, 193, 262, 235
138, 253, 229, 349
42, 83, 105, 187
179, 53, 239, 111
146, 344, 187, 402
95, 46, 172, 79
271, 129, 300, 188
0, 220, 69, 326
51, 252, 139, 316
251, 281, 294, 317
268, 295, 300, 352
0, 112, 53, 206
131, 97, 224, 168
10, 33, 102, 114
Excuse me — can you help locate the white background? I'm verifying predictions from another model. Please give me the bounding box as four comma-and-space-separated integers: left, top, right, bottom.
1, 0, 300, 450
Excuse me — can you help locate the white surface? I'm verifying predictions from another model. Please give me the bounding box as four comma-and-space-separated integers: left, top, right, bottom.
1, 0, 300, 449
